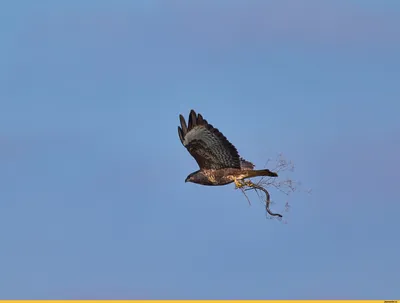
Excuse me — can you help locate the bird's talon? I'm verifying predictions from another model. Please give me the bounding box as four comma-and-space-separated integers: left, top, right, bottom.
245, 181, 255, 187
234, 179, 244, 188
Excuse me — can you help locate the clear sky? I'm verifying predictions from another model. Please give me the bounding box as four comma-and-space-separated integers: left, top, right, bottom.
1, 0, 399, 299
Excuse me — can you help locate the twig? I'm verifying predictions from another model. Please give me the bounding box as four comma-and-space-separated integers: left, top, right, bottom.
243, 182, 282, 218
237, 153, 306, 219
239, 186, 252, 206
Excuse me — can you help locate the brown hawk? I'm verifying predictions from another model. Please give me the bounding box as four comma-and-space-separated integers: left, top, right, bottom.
178, 109, 278, 187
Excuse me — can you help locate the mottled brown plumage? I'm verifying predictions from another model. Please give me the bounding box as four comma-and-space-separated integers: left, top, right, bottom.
178, 110, 278, 186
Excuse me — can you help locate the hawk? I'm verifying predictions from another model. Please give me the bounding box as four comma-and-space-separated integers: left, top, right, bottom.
178, 109, 278, 187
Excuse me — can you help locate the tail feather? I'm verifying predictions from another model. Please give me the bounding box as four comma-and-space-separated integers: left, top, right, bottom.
245, 169, 278, 178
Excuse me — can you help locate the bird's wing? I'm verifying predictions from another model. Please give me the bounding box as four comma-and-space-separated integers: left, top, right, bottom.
178, 110, 241, 169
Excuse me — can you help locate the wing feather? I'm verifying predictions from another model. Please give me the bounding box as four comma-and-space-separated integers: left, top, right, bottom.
178, 126, 184, 144
178, 110, 242, 169
179, 114, 188, 136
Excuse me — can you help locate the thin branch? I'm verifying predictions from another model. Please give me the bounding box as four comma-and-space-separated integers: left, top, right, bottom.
239, 186, 252, 206
236, 153, 307, 219
241, 181, 282, 218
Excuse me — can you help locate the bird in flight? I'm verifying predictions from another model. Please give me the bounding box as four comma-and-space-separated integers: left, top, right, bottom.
178, 109, 278, 187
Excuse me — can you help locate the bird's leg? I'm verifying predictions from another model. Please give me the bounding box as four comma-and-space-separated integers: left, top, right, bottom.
234, 178, 245, 189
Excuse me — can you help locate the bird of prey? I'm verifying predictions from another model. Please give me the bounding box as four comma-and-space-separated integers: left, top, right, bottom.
178, 109, 278, 187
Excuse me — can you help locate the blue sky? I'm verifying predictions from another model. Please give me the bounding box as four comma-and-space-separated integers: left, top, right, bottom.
1, 0, 399, 299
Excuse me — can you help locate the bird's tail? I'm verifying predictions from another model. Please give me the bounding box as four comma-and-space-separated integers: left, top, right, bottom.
245, 169, 278, 178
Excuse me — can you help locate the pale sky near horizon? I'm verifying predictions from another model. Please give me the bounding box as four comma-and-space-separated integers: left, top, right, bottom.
1, 0, 399, 299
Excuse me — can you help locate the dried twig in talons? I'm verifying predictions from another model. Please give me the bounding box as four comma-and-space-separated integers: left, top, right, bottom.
242, 181, 282, 218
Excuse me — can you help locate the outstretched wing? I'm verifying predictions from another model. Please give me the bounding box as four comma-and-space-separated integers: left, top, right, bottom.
178, 109, 242, 169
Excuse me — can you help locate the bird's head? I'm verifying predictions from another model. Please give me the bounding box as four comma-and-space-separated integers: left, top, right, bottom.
185, 173, 194, 183
185, 171, 199, 183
